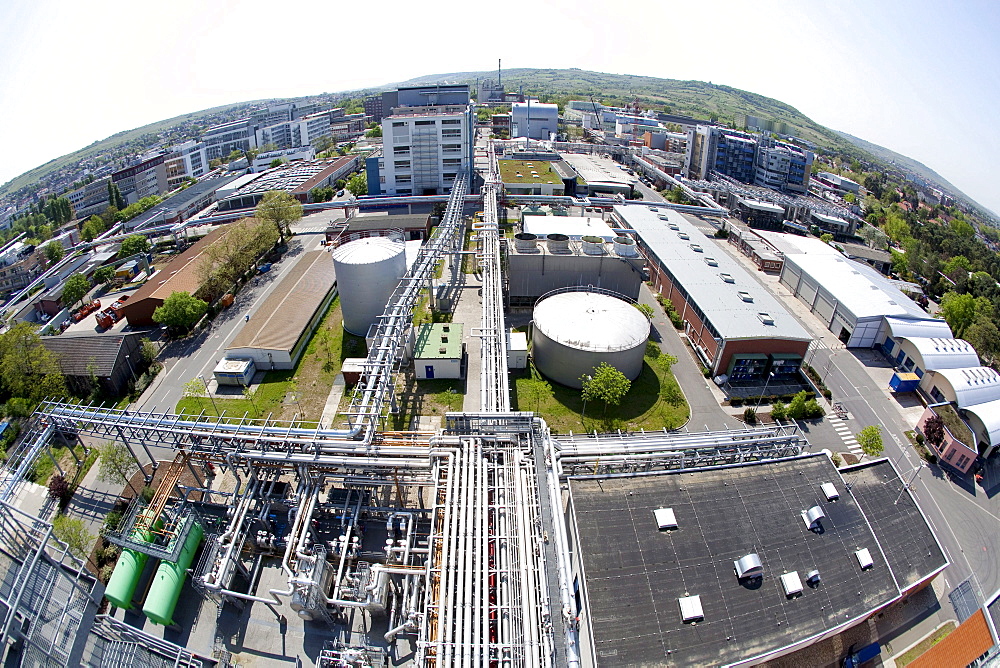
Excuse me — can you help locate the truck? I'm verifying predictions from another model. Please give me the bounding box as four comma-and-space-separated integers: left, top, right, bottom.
96, 295, 130, 330
70, 300, 102, 323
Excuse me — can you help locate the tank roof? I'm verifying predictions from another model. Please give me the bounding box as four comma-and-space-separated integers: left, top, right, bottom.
331, 236, 405, 264
534, 290, 648, 352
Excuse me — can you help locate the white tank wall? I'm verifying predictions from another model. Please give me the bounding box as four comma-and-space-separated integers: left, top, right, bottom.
531, 291, 648, 389
333, 237, 407, 336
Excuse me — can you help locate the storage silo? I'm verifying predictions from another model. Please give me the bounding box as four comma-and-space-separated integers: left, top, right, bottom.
332, 235, 407, 336
531, 289, 649, 389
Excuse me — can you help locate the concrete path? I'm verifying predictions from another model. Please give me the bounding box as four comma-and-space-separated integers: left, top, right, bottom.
319, 374, 346, 428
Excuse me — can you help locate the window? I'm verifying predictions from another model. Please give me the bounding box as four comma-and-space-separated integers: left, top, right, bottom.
396, 176, 411, 183
394, 160, 411, 169
956, 454, 970, 469
415, 120, 436, 126
443, 172, 457, 179
397, 188, 412, 195
443, 143, 462, 152
394, 145, 410, 154
441, 119, 461, 125
442, 158, 462, 166
393, 121, 406, 127
442, 129, 461, 138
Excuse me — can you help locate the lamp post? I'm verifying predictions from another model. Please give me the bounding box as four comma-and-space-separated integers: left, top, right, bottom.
581, 375, 592, 428
895, 462, 927, 505
200, 374, 220, 414
123, 354, 137, 384
754, 371, 775, 414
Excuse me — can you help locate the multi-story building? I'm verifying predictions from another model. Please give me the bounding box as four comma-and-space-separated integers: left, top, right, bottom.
249, 101, 320, 128
0, 241, 44, 296
164, 141, 209, 189
477, 79, 505, 104
754, 137, 813, 192
65, 176, 112, 220
510, 102, 558, 140
202, 119, 258, 161
256, 110, 334, 150
373, 106, 472, 196
111, 153, 168, 204
363, 95, 384, 123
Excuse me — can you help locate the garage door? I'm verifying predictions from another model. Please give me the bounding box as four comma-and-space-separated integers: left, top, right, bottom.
813, 289, 837, 323
799, 275, 819, 308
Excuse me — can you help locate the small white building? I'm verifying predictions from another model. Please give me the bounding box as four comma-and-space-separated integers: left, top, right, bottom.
507, 331, 528, 369
414, 323, 464, 380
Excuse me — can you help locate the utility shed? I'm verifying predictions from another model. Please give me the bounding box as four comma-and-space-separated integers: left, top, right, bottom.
567, 453, 943, 667
40, 331, 144, 396
225, 250, 337, 370
413, 323, 464, 380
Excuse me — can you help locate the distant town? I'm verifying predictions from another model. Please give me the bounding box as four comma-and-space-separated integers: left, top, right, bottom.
0, 77, 998, 668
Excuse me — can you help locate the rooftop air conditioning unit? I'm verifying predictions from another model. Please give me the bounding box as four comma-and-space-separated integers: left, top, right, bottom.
734, 553, 763, 579
802, 506, 825, 531
653, 508, 677, 530
821, 483, 839, 501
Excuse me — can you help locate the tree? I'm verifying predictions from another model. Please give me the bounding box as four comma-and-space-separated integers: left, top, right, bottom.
770, 401, 787, 421
81, 215, 106, 242
365, 125, 382, 138
346, 172, 368, 197
61, 273, 91, 308
820, 233, 834, 244
225, 149, 243, 164
940, 292, 992, 338
48, 474, 72, 503
153, 291, 208, 331
269, 158, 285, 169
857, 425, 884, 460
118, 234, 150, 259
44, 241, 65, 264
521, 376, 552, 413
787, 391, 810, 419
923, 414, 945, 448
52, 514, 93, 559
108, 182, 126, 210
96, 441, 139, 494
634, 303, 654, 320
182, 377, 207, 399
0, 322, 66, 403
94, 265, 116, 284
255, 190, 303, 239
965, 316, 1000, 365
581, 363, 631, 415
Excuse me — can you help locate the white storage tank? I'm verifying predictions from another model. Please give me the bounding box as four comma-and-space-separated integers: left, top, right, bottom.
332, 235, 406, 336
531, 289, 649, 389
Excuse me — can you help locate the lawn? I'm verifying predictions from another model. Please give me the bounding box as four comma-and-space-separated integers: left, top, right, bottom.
175, 297, 365, 425
513, 344, 689, 434
383, 377, 466, 431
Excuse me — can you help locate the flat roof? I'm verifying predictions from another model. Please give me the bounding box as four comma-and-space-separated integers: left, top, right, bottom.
223, 158, 354, 200
764, 233, 929, 321
559, 153, 631, 188
615, 206, 811, 341
839, 460, 948, 591
498, 160, 561, 185
413, 323, 463, 359
226, 250, 336, 354
739, 198, 785, 214
128, 174, 242, 227
570, 454, 901, 666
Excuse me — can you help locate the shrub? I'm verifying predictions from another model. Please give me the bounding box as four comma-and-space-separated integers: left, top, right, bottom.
803, 399, 825, 419
100, 544, 121, 563
822, 388, 833, 400
48, 475, 72, 503
743, 407, 757, 425
99, 563, 115, 584
915, 432, 925, 445
140, 485, 155, 503
729, 397, 744, 407
102, 511, 123, 532
771, 401, 787, 421
831, 452, 843, 467
669, 311, 684, 329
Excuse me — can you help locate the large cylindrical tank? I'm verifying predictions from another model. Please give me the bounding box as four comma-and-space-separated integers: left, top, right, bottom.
142, 520, 204, 626
104, 522, 161, 610
532, 290, 649, 389
332, 236, 407, 336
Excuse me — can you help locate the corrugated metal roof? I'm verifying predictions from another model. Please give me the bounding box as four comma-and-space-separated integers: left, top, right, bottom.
962, 398, 1000, 450
616, 206, 811, 341
933, 366, 1000, 408
904, 337, 978, 370
227, 250, 336, 353
886, 316, 954, 340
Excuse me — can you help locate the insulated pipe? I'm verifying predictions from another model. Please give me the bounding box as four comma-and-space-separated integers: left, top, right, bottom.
538, 417, 582, 668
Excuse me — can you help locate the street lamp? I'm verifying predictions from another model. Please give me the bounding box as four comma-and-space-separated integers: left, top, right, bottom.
581, 374, 592, 428
894, 463, 927, 505
123, 354, 137, 384
754, 371, 775, 414
200, 374, 220, 414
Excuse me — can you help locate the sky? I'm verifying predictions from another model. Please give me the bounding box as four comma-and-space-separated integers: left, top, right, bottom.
1, 0, 998, 214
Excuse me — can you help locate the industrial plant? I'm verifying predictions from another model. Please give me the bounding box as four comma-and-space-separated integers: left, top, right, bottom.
0, 129, 951, 668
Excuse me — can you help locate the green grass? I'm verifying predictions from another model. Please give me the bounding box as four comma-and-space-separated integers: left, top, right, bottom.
498, 160, 560, 184
513, 348, 688, 434
895, 622, 955, 666
385, 378, 466, 430
30, 440, 94, 485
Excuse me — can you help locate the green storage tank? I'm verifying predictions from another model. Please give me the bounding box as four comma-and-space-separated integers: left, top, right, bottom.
142, 520, 204, 626
104, 524, 158, 610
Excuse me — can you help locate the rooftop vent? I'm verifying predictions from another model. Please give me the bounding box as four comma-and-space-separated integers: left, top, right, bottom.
653, 508, 677, 530
757, 312, 774, 325
802, 505, 825, 531
678, 595, 703, 622
690, 244, 704, 253
720, 273, 735, 283
806, 569, 821, 585
678, 232, 690, 240
738, 291, 754, 302
821, 483, 839, 501
648, 206, 658, 212
734, 553, 763, 579
658, 214, 669, 221
668, 224, 680, 231
780, 571, 803, 597
705, 257, 719, 267
438, 348, 447, 354
855, 548, 874, 570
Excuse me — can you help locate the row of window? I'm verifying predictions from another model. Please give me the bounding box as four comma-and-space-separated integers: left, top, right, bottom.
391, 118, 463, 127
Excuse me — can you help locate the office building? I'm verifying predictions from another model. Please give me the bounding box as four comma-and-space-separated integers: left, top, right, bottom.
754, 137, 813, 193
111, 153, 168, 204
164, 141, 210, 189
202, 119, 258, 161
510, 102, 558, 140
65, 177, 112, 220
364, 95, 384, 123
685, 125, 757, 182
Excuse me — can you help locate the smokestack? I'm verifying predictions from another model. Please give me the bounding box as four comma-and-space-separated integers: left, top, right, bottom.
498, 59, 501, 88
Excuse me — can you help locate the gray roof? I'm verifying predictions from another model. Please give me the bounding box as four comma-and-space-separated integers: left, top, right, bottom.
569, 454, 903, 667
615, 205, 811, 341
839, 460, 948, 592
127, 174, 242, 228
40, 332, 141, 377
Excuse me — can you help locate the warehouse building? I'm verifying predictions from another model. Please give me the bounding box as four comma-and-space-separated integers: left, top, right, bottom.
217, 157, 358, 211
765, 232, 935, 348
568, 454, 947, 667
223, 250, 337, 371
120, 227, 232, 327
613, 205, 811, 379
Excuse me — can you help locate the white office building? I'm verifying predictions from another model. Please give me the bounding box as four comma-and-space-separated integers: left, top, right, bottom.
377, 106, 472, 196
